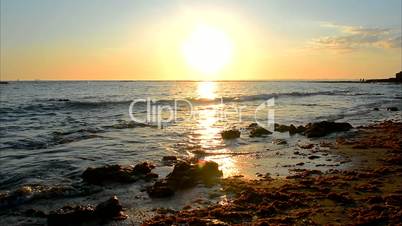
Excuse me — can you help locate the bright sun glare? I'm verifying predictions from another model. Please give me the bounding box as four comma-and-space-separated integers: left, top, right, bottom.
182, 24, 233, 75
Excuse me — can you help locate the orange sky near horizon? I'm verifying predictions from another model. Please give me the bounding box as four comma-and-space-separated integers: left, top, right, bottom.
1, 1, 401, 81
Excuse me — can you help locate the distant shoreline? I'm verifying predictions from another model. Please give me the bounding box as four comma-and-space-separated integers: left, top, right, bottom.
0, 80, 394, 83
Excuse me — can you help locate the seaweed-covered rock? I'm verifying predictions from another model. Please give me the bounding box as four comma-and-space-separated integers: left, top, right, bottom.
47, 196, 126, 226
221, 129, 241, 139
82, 162, 156, 185
274, 124, 288, 132
249, 126, 272, 137
304, 121, 352, 138
274, 123, 305, 135
147, 160, 223, 198
146, 181, 175, 198
95, 196, 127, 220
387, 107, 398, 111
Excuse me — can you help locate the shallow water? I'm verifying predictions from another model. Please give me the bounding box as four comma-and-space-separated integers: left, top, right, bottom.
0, 81, 401, 224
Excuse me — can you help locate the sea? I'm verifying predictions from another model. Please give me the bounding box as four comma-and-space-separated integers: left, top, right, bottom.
0, 81, 401, 225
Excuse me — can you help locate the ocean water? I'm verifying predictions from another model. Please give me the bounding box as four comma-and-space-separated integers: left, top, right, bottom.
0, 81, 401, 224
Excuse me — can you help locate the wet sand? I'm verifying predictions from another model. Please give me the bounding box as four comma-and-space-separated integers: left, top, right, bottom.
143, 121, 402, 225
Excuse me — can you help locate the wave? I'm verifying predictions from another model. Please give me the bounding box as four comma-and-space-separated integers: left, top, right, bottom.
0, 90, 365, 114
1, 127, 104, 150
0, 183, 102, 209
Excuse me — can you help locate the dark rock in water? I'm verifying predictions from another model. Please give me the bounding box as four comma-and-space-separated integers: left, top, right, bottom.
95, 196, 127, 220
247, 123, 258, 129
147, 160, 223, 198
162, 156, 177, 161
47, 196, 126, 226
0, 186, 33, 209
387, 107, 398, 111
249, 126, 272, 137
147, 181, 175, 198
274, 123, 290, 133
304, 121, 353, 138
47, 205, 95, 226
288, 124, 296, 134
25, 208, 47, 218
133, 162, 155, 174
373, 107, 379, 111
221, 129, 241, 139
167, 160, 223, 188
0, 81, 9, 84
296, 125, 306, 134
275, 123, 305, 135
162, 156, 178, 165
82, 162, 156, 185
197, 161, 222, 183
144, 172, 159, 181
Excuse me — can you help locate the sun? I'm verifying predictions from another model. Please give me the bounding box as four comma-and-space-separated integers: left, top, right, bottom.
182, 24, 233, 75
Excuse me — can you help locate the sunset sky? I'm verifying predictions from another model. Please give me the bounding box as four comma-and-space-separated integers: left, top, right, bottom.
1, 0, 401, 81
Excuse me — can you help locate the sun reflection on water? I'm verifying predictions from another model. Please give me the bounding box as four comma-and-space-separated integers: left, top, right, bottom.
197, 81, 216, 100
195, 81, 240, 177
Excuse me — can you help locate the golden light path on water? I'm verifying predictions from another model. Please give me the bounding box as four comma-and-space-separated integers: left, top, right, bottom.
195, 81, 240, 177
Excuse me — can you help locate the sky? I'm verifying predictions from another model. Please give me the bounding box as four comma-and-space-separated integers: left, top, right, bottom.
0, 0, 401, 80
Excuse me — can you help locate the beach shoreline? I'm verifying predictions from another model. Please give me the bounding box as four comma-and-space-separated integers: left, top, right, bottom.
143, 120, 402, 225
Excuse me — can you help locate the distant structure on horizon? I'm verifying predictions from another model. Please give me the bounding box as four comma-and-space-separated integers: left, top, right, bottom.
365, 71, 402, 83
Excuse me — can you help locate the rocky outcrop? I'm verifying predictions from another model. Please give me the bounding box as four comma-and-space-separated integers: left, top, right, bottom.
274, 121, 352, 137
147, 161, 223, 198
274, 123, 305, 135
82, 162, 157, 185
387, 107, 398, 111
304, 121, 352, 138
221, 129, 241, 139
249, 126, 272, 137
47, 196, 127, 226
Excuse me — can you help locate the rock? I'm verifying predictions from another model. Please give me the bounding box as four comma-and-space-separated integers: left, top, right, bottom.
274, 123, 305, 135
247, 123, 258, 129
296, 125, 306, 134
167, 160, 223, 188
298, 143, 314, 149
387, 107, 398, 111
47, 205, 95, 226
308, 155, 320, 160
25, 208, 47, 218
288, 124, 297, 134
95, 196, 127, 220
274, 124, 290, 132
82, 162, 156, 185
249, 126, 272, 137
147, 160, 223, 198
373, 107, 379, 111
47, 196, 126, 226
304, 121, 353, 138
162, 156, 177, 161
198, 161, 223, 184
147, 181, 175, 198
144, 172, 159, 181
273, 139, 287, 145
296, 162, 305, 166
133, 162, 155, 174
221, 129, 241, 139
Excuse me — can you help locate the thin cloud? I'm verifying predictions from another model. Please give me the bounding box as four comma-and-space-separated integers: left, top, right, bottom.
310, 23, 401, 52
